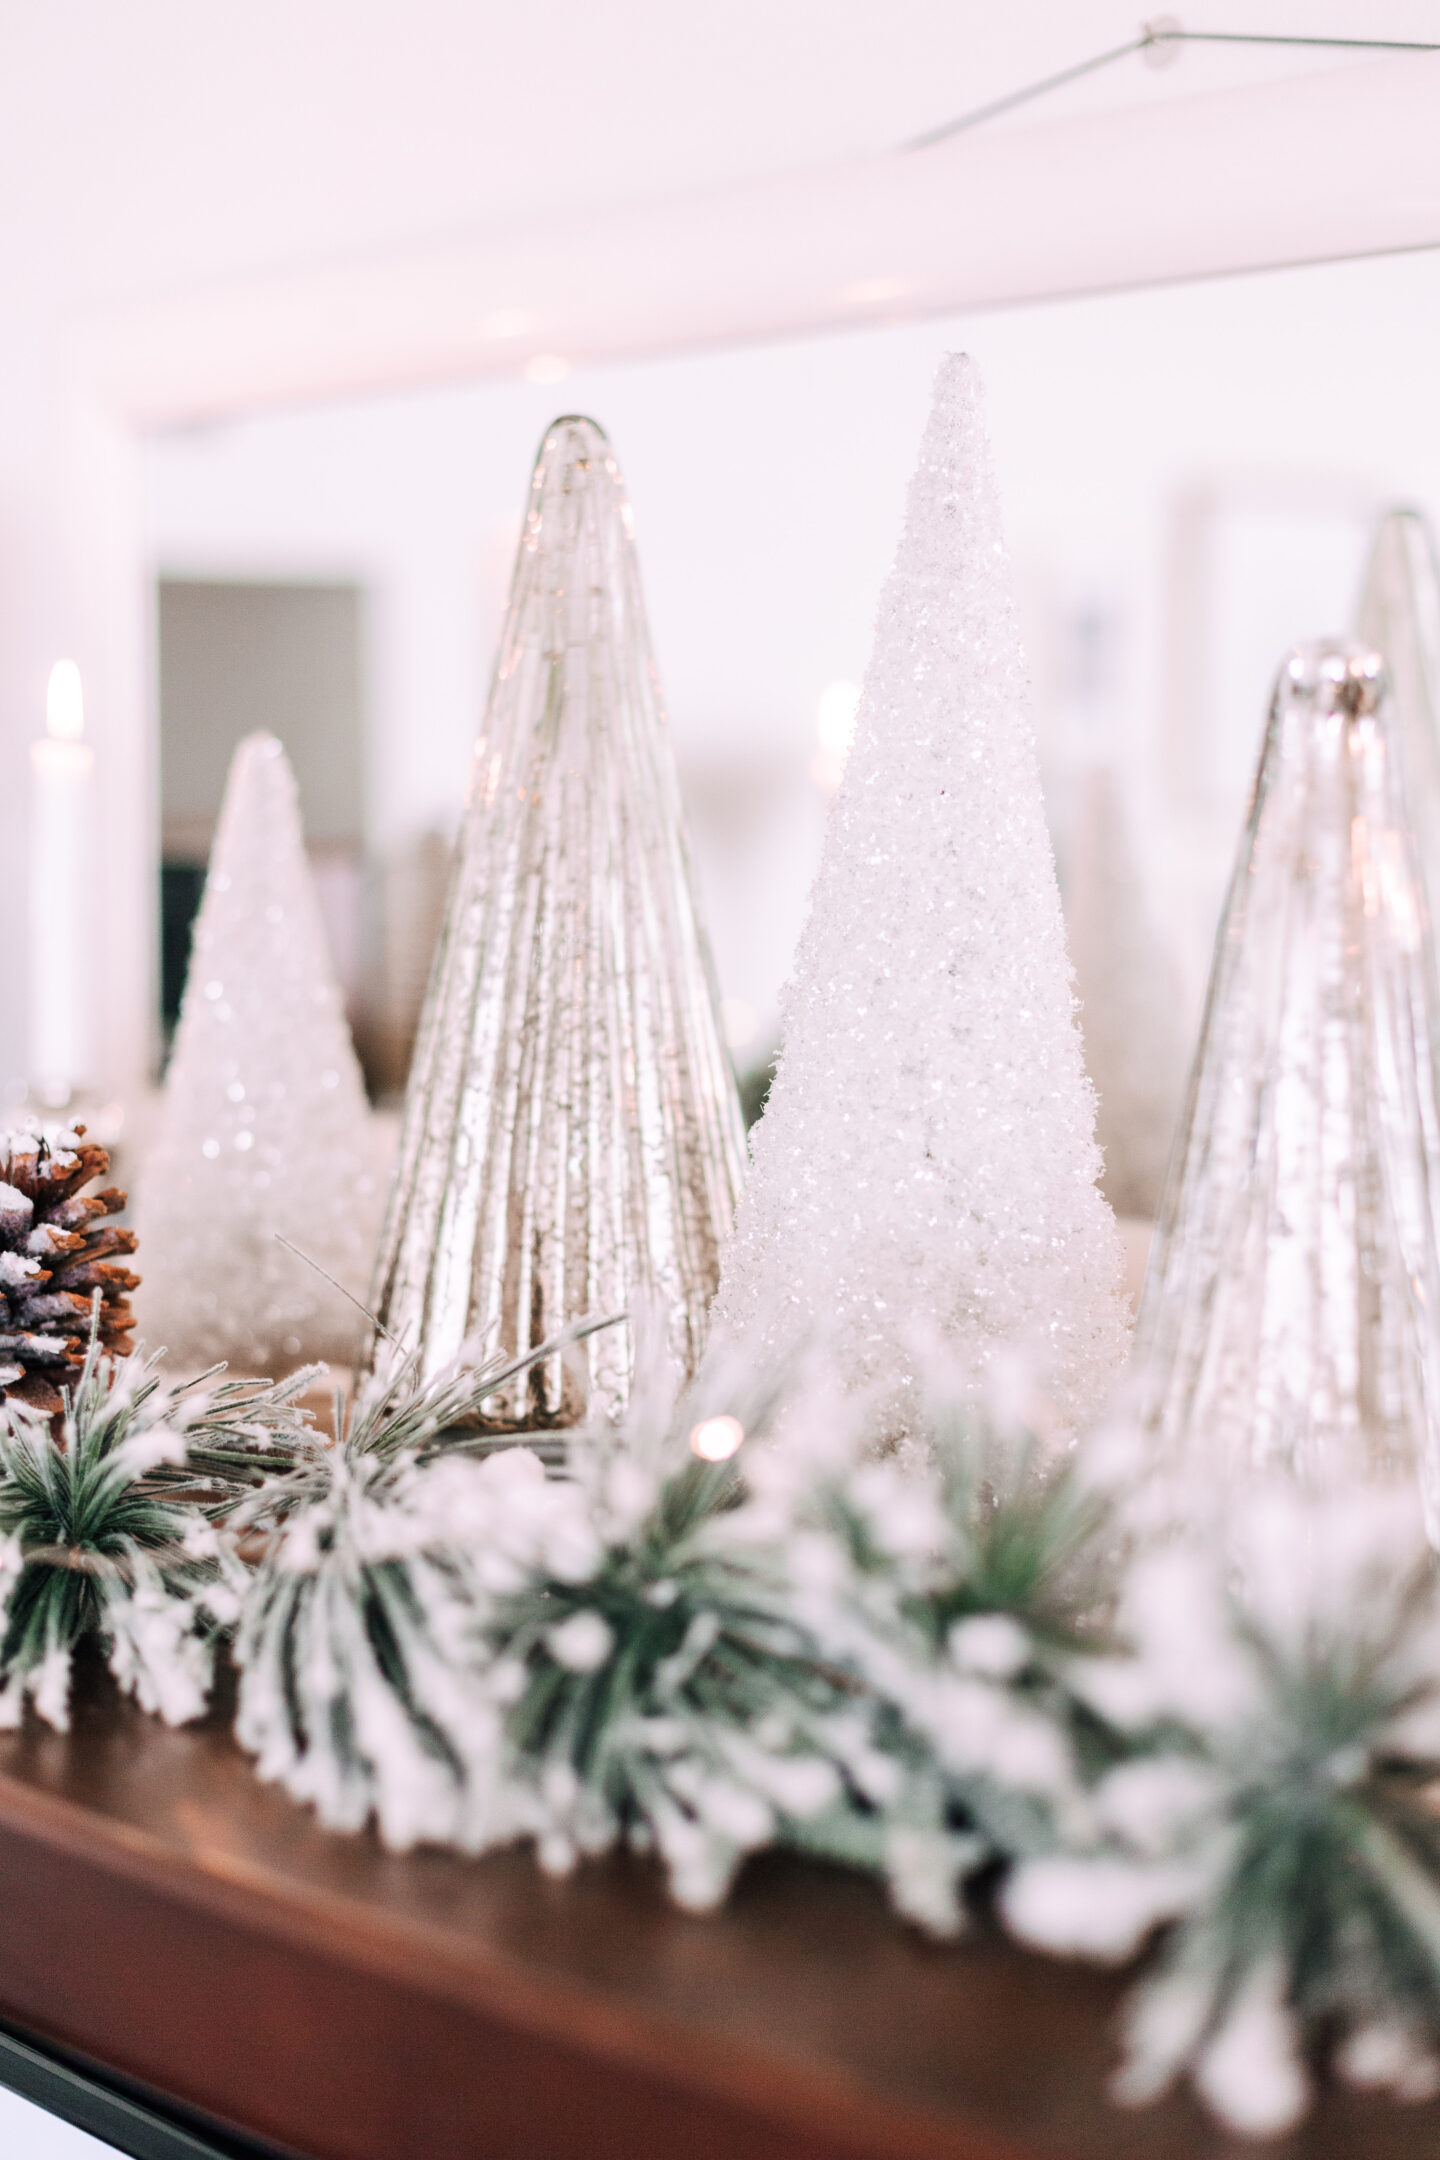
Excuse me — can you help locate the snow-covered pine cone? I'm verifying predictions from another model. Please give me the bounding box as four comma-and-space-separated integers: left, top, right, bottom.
0, 1124, 139, 1413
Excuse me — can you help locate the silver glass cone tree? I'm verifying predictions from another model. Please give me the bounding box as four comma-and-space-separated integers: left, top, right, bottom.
367, 417, 745, 1427
1133, 641, 1440, 1541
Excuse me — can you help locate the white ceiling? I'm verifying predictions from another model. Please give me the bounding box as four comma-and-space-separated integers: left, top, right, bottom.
1, 0, 1437, 1093
4, 2, 1440, 410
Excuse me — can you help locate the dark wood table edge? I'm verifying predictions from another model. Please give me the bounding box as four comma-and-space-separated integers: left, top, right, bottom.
0, 1759, 1044, 2160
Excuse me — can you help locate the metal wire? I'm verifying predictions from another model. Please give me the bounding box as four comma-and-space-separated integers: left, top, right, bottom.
904, 24, 1440, 153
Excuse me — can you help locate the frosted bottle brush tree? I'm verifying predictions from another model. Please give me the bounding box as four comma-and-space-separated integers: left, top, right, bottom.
138, 733, 380, 1374
714, 355, 1128, 1438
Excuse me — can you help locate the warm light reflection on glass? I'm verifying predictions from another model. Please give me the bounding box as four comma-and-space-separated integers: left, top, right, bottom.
690, 1413, 744, 1461
46, 659, 84, 740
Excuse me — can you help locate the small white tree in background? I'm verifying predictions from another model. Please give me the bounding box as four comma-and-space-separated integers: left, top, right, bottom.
138, 733, 380, 1372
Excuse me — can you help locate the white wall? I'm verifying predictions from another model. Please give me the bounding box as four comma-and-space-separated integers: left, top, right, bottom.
3, 4, 1439, 1095
144, 246, 1440, 1063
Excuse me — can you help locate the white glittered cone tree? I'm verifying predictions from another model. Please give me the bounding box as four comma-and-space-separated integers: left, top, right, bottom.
714, 356, 1129, 1435
137, 734, 380, 1372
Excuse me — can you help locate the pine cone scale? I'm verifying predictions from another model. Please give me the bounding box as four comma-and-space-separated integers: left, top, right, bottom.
13, 1292, 93, 1327
0, 1332, 75, 1362
58, 1264, 141, 1297
52, 1227, 137, 1270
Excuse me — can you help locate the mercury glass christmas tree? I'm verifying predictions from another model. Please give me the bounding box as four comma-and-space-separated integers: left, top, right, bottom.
366, 416, 745, 1426
137, 734, 380, 1373
1133, 642, 1440, 1540
713, 355, 1129, 1438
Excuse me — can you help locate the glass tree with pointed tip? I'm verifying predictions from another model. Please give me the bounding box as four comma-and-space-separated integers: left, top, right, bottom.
366, 416, 745, 1427
712, 355, 1129, 1442
1134, 641, 1440, 1542
137, 734, 380, 1374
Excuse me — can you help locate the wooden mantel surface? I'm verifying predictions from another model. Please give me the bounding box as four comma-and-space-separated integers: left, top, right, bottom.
0, 1666, 1432, 2160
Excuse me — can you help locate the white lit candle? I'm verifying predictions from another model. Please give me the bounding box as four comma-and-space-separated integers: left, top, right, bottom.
30, 660, 93, 1102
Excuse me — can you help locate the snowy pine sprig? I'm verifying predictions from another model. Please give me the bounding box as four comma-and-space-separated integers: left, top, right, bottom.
232, 1319, 620, 1850
0, 1329, 314, 1729
458, 1347, 898, 1913
1004, 1488, 1440, 2139
738, 1380, 1126, 1934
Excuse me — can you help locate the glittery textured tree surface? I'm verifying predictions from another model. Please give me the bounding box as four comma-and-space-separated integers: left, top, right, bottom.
713, 356, 1128, 1437
367, 416, 745, 1426
137, 734, 380, 1373
1134, 643, 1440, 1539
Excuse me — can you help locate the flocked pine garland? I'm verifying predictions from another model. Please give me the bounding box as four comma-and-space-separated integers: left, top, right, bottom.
225, 1335, 1440, 2139
1, 1296, 1439, 2141
235, 1326, 901, 1904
